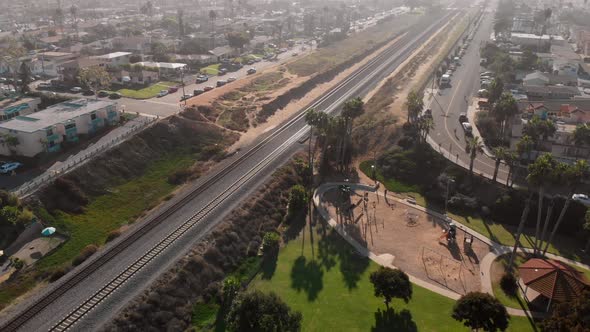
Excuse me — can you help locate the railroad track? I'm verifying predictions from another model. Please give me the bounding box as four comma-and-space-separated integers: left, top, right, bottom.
0, 11, 455, 332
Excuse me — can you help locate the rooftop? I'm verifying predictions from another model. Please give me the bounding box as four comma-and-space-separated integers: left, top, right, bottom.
38, 51, 74, 58
0, 99, 116, 133
519, 258, 590, 303
136, 61, 187, 70
93, 52, 132, 59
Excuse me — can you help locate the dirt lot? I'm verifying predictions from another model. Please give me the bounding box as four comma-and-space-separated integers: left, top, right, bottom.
322, 188, 491, 295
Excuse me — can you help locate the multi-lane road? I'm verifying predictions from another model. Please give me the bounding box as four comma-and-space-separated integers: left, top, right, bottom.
0, 9, 458, 332
426, 6, 510, 184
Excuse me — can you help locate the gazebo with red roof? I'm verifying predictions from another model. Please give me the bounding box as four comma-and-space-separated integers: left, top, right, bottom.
518, 258, 590, 311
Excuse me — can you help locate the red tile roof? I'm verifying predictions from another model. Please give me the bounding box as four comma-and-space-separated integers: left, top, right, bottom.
519, 258, 590, 303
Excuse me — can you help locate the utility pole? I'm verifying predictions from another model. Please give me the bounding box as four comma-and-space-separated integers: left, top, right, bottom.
181, 67, 186, 105
445, 177, 455, 212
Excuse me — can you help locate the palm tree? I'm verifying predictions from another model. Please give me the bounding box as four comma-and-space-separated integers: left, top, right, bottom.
542, 159, 590, 256
526, 153, 557, 255
209, 10, 217, 49
508, 190, 534, 270
466, 137, 483, 181
339, 98, 364, 171
573, 124, 590, 157
491, 93, 518, 141
517, 135, 534, 163
504, 151, 518, 187
492, 146, 506, 183
405, 90, 423, 124
584, 210, 590, 252
417, 118, 434, 143
70, 5, 79, 39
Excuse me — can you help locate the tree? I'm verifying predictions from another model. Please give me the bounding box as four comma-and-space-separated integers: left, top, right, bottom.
261, 232, 280, 255
70, 5, 79, 38
542, 290, 590, 331
516, 135, 534, 162
405, 90, 423, 123
503, 151, 518, 187
466, 136, 484, 181
523, 115, 556, 149
177, 9, 185, 39
338, 97, 364, 171
226, 31, 251, 52
78, 66, 111, 97
542, 159, 590, 256
18, 61, 32, 93
487, 78, 504, 105
140, 1, 154, 29
369, 267, 412, 309
452, 292, 509, 332
491, 92, 518, 140
287, 185, 308, 220
150, 41, 170, 62
573, 123, 590, 157
222, 276, 240, 306
0, 133, 19, 155
491, 147, 506, 183
226, 290, 302, 332
584, 211, 590, 252
129, 54, 142, 63
416, 117, 434, 143
0, 38, 26, 92
526, 153, 558, 255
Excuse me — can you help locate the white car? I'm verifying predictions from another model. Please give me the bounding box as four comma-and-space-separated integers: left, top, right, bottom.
70, 87, 82, 93
462, 122, 473, 135
0, 162, 22, 174
157, 90, 169, 97
227, 77, 237, 83
572, 194, 590, 206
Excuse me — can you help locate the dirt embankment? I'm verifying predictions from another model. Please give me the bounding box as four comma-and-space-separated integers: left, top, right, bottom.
103, 159, 305, 331
35, 114, 239, 213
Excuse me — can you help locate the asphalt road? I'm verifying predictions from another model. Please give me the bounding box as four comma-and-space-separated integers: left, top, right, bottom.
1, 10, 457, 332
426, 6, 510, 183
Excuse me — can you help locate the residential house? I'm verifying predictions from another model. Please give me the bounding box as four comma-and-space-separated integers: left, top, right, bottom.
576, 29, 590, 56
0, 99, 120, 157
523, 72, 550, 86
209, 46, 238, 62
111, 36, 152, 53
523, 85, 580, 100
30, 51, 78, 77
57, 57, 107, 84
0, 98, 41, 121
91, 52, 132, 68
510, 33, 566, 48
136, 61, 187, 78
553, 59, 579, 77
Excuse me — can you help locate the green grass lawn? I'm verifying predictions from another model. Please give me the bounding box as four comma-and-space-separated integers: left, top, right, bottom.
116, 81, 177, 99
250, 222, 536, 331
359, 161, 583, 261
201, 64, 221, 76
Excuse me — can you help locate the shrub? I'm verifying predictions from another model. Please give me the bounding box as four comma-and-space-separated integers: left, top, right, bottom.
500, 273, 518, 297
262, 232, 280, 255
72, 244, 98, 266
11, 257, 24, 270
167, 167, 196, 185
54, 177, 89, 207
105, 229, 122, 243
286, 185, 308, 222
49, 267, 70, 282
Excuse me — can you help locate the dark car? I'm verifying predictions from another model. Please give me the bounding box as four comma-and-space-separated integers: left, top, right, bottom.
204, 86, 214, 92
459, 112, 467, 123
216, 80, 227, 87
218, 68, 228, 76
109, 92, 122, 99
193, 89, 204, 96
82, 90, 94, 96
168, 86, 179, 93
98, 90, 110, 98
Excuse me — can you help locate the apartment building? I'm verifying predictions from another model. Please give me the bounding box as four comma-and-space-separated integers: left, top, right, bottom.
0, 99, 120, 157
91, 52, 132, 68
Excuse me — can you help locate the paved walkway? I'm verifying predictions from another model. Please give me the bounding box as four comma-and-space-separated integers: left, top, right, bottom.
313, 182, 590, 318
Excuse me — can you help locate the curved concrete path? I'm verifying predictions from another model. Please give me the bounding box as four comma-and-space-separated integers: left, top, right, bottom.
313, 182, 590, 318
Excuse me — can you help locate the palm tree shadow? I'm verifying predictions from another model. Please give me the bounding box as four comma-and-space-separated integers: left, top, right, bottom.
290, 256, 324, 301
371, 308, 417, 332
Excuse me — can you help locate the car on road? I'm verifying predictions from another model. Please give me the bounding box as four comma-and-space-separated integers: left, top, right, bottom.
292, 52, 299, 57
37, 82, 52, 89
70, 87, 82, 93
168, 86, 179, 93
157, 90, 169, 97
459, 113, 468, 123
109, 92, 122, 99
216, 80, 228, 87
218, 68, 228, 76
98, 90, 110, 98
180, 94, 192, 101
0, 77, 6, 82
247, 68, 257, 75
480, 71, 493, 77
227, 77, 237, 83
193, 89, 204, 96
461, 122, 473, 135
477, 89, 488, 97
572, 194, 590, 206
0, 162, 22, 174
204, 85, 214, 91
82, 90, 94, 96
196, 75, 208, 83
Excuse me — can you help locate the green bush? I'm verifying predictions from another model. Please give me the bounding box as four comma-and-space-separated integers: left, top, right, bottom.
105, 229, 122, 243
286, 185, 308, 222
49, 267, 70, 282
262, 232, 280, 255
500, 273, 518, 297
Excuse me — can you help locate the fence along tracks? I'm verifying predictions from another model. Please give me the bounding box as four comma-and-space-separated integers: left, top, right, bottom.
0, 11, 453, 332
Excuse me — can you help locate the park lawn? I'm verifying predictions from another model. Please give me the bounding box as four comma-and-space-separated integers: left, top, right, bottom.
359, 161, 583, 260
251, 223, 536, 332
116, 81, 177, 99
201, 64, 221, 75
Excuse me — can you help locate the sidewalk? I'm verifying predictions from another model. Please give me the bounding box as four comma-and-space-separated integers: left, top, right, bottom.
313, 181, 590, 318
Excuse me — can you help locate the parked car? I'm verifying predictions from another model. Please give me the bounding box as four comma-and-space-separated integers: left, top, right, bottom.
216, 80, 227, 87
572, 194, 590, 206
292, 52, 299, 56
227, 77, 237, 83
82, 90, 94, 96
168, 86, 179, 93
193, 89, 204, 96
477, 89, 488, 97
37, 82, 52, 89
218, 68, 228, 75
0, 162, 22, 174
461, 122, 473, 135
459, 113, 468, 123
0, 77, 6, 82
196, 75, 209, 83
157, 90, 169, 97
70, 87, 82, 93
247, 68, 257, 75
109, 92, 122, 99
180, 94, 192, 101
98, 90, 110, 97
204, 85, 214, 91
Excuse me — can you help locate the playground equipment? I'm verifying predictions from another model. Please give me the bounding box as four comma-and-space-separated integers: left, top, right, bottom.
439, 222, 457, 243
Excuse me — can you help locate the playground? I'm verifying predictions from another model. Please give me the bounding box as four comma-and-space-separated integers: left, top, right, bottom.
322, 186, 492, 294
